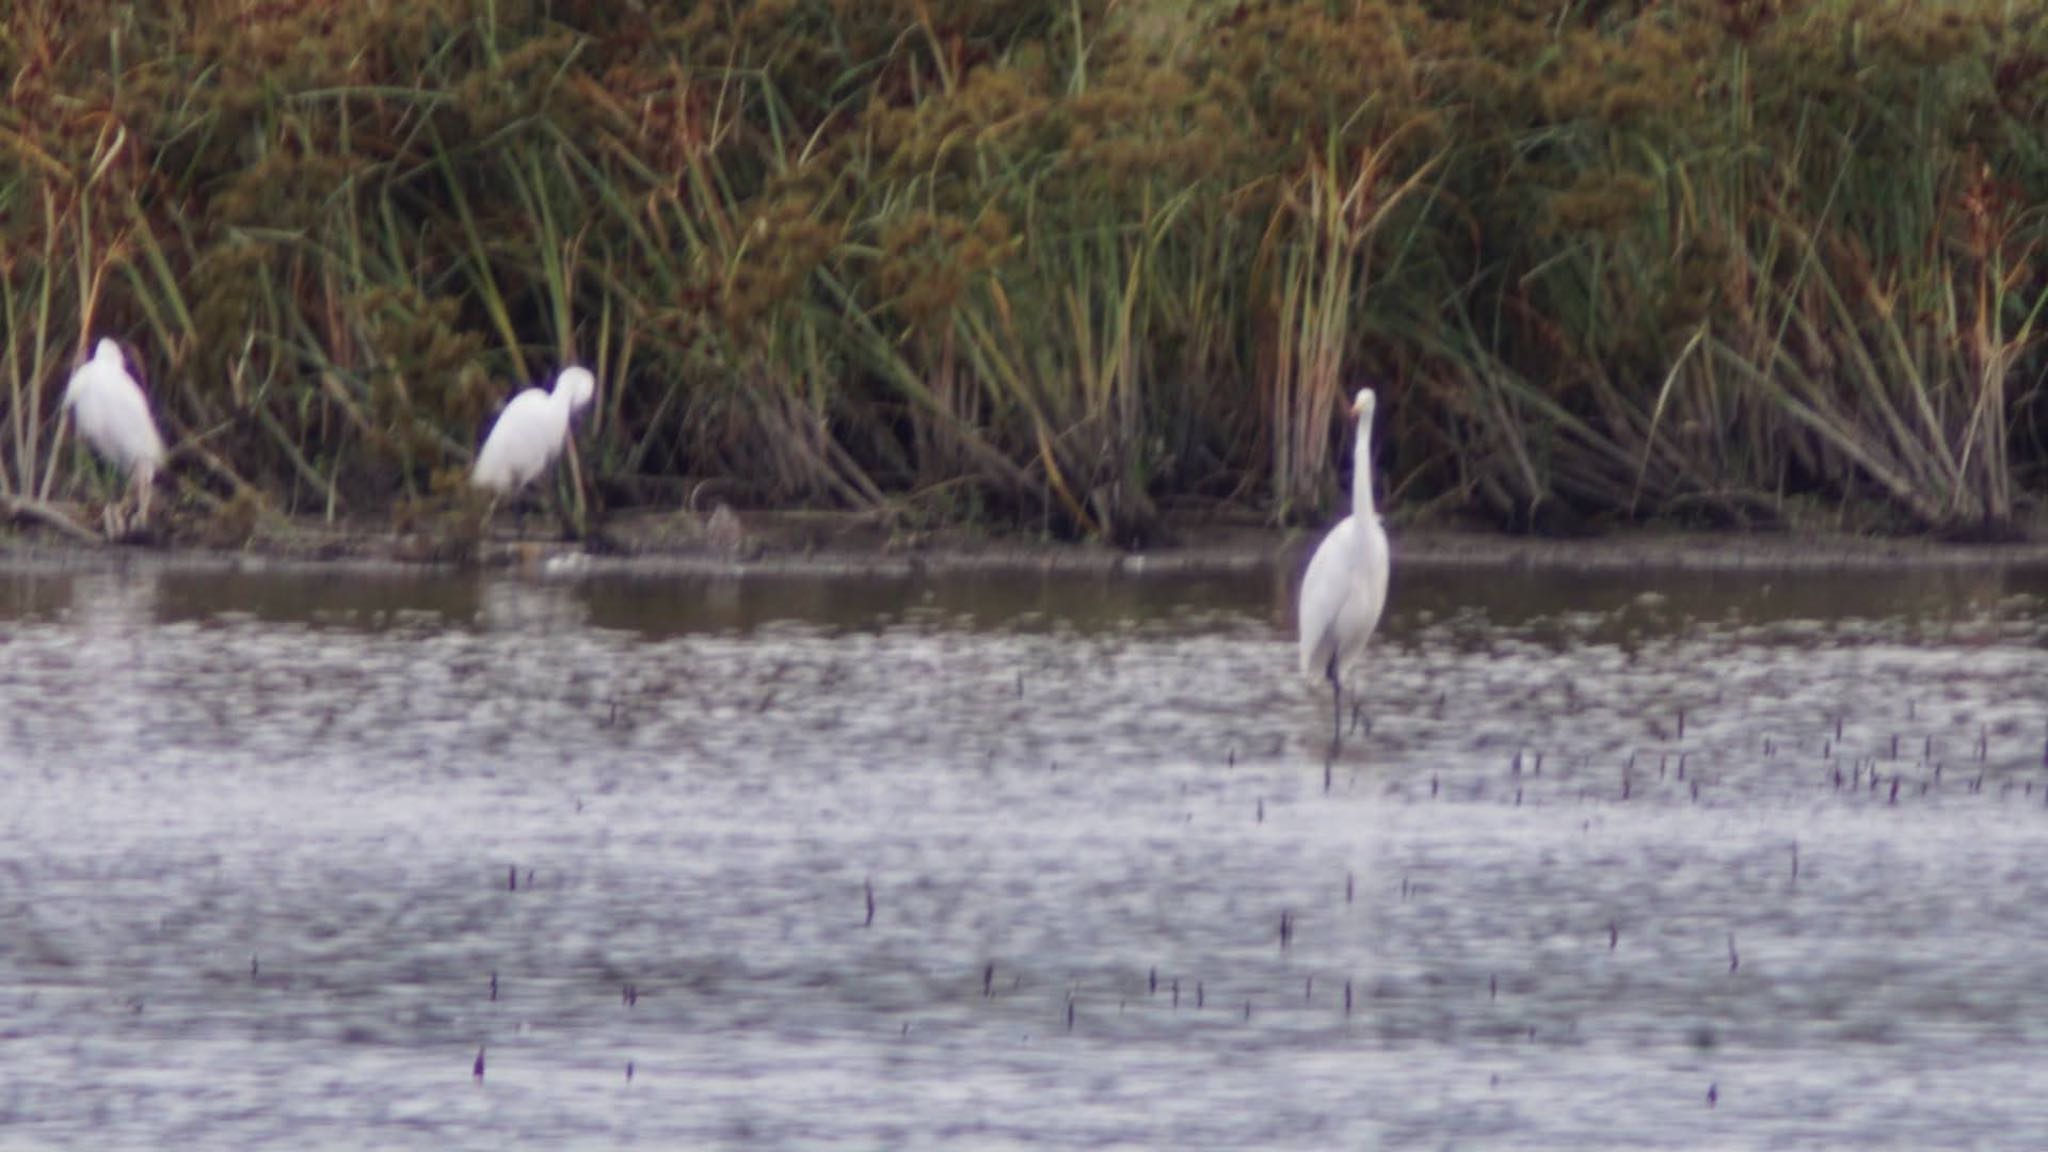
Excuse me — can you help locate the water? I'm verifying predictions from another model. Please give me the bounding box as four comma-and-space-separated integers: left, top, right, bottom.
1, 558, 2045, 1149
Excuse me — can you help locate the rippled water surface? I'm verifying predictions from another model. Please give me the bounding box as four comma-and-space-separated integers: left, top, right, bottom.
3, 559, 2047, 1149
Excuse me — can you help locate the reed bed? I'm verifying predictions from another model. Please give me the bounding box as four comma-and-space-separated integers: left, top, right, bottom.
2, 0, 2043, 538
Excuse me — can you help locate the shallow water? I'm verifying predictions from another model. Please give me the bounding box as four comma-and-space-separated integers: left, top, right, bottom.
2, 559, 2045, 1149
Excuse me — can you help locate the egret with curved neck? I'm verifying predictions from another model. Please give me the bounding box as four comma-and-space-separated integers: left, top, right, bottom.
1296, 388, 1390, 753
64, 338, 167, 535
471, 366, 597, 497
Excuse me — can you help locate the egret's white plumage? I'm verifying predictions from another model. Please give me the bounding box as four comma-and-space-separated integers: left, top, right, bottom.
63, 338, 167, 528
1297, 388, 1390, 750
471, 366, 597, 495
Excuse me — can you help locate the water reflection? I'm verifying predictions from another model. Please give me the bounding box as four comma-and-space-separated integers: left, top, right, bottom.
5, 557, 2040, 639
0, 558, 2044, 1150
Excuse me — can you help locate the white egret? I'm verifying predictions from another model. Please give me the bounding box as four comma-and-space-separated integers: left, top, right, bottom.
1297, 387, 1390, 752
63, 338, 167, 532
471, 365, 597, 498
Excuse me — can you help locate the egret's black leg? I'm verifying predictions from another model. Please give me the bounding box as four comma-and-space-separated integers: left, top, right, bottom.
548, 465, 574, 542
1326, 655, 1343, 753
133, 471, 154, 531
560, 440, 589, 543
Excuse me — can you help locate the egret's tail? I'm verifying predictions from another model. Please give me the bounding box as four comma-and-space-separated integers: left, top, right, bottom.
1299, 629, 1335, 682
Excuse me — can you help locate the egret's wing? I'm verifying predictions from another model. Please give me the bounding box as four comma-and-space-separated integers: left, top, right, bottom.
66, 361, 165, 473
97, 374, 166, 467
472, 388, 560, 492
1351, 516, 1392, 642
1296, 517, 1356, 678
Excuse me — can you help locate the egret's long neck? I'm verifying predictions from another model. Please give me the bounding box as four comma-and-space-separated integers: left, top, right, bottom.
1350, 410, 1376, 528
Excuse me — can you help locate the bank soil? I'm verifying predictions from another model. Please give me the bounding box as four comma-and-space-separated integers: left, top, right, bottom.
6, 504, 2048, 577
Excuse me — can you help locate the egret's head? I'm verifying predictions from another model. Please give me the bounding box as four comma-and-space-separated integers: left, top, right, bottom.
1349, 387, 1376, 422
94, 338, 124, 365
555, 366, 597, 412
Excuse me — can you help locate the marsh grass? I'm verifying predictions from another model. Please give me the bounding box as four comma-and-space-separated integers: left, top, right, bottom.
1, 0, 2042, 539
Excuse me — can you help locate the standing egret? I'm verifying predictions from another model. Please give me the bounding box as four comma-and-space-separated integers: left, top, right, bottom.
1297, 388, 1390, 752
471, 366, 597, 522
63, 338, 167, 534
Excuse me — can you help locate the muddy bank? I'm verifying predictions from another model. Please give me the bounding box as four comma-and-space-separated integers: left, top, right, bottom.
5, 506, 2048, 578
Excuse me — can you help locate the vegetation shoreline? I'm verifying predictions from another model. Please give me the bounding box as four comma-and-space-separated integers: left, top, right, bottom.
4, 2, 2044, 547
